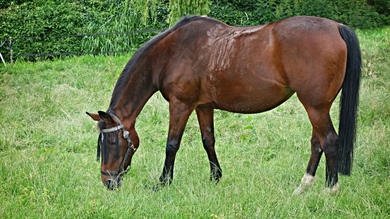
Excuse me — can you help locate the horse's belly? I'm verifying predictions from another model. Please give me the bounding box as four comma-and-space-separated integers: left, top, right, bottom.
211, 83, 294, 113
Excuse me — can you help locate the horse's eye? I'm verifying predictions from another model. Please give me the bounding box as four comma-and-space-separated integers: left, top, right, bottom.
110, 137, 117, 145
107, 133, 117, 145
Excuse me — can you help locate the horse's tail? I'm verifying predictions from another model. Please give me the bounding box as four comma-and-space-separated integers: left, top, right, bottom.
337, 24, 362, 176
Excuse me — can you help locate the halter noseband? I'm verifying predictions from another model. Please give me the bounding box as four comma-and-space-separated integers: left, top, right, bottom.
98, 110, 137, 177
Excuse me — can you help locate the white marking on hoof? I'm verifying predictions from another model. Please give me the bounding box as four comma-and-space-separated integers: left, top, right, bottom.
293, 173, 315, 195
324, 183, 339, 195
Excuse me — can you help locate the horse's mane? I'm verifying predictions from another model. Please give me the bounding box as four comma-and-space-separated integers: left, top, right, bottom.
109, 16, 207, 108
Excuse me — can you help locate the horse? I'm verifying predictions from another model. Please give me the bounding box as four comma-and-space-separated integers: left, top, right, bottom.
87, 15, 361, 193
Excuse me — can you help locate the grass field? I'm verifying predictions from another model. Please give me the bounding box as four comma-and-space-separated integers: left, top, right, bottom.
0, 27, 389, 218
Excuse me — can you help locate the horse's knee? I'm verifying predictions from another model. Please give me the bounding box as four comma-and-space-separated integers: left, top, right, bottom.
202, 137, 215, 151
321, 132, 339, 155
166, 139, 180, 154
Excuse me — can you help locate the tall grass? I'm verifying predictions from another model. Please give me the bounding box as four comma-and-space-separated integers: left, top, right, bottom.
81, 14, 162, 54
80, 1, 167, 54
0, 27, 389, 218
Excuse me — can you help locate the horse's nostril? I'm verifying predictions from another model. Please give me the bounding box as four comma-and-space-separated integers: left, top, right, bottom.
105, 178, 121, 190
105, 179, 115, 190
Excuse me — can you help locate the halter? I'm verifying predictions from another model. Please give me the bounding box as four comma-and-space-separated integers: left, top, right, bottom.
97, 110, 137, 177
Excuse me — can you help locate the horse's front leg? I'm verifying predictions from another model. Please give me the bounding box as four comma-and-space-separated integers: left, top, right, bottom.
159, 100, 194, 185
195, 107, 222, 181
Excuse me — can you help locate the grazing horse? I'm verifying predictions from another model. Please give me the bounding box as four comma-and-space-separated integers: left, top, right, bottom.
87, 15, 361, 193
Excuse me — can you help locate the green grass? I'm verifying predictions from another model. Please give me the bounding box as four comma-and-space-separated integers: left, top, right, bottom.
1, 27, 389, 218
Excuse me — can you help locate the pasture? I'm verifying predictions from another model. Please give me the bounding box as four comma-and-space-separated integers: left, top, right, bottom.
0, 27, 389, 218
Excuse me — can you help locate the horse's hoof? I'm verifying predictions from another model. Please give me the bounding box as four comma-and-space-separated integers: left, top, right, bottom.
324, 183, 339, 195
293, 173, 315, 195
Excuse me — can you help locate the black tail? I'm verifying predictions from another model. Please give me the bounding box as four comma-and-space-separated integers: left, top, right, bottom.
337, 25, 362, 175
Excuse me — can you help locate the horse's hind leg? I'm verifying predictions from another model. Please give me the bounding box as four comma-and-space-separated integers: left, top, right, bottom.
293, 130, 323, 194
196, 107, 222, 181
295, 107, 340, 194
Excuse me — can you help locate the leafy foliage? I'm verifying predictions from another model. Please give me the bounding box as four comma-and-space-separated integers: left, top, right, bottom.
209, 0, 390, 28
367, 0, 390, 16
0, 0, 388, 61
167, 0, 211, 26
0, 0, 89, 61
80, 1, 168, 55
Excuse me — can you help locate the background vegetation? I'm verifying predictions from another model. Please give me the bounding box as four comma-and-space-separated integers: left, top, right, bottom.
0, 0, 389, 61
0, 23, 389, 219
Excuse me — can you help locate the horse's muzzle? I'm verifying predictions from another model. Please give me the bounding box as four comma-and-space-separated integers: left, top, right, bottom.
104, 177, 122, 190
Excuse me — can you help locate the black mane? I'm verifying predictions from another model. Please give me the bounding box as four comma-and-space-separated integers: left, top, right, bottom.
108, 16, 206, 109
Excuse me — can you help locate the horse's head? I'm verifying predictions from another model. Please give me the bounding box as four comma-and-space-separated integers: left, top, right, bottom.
86, 110, 138, 190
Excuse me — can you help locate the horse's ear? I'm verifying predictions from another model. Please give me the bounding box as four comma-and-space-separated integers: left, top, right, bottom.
97, 111, 116, 124
86, 112, 100, 121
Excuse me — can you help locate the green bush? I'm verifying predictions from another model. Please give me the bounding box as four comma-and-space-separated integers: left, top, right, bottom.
0, 1, 90, 61
367, 0, 390, 16
0, 0, 31, 9
0, 0, 170, 61
0, 0, 388, 61
209, 0, 390, 28
80, 1, 169, 55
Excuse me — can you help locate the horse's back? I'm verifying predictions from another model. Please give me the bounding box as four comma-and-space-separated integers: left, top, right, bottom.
158, 16, 347, 113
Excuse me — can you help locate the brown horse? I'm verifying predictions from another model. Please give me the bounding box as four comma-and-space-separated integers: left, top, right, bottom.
87, 15, 361, 193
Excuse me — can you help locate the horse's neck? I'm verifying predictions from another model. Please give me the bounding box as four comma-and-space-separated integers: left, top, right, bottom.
111, 34, 173, 121
111, 68, 158, 121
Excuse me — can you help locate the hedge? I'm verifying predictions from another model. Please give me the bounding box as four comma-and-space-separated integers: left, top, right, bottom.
0, 0, 388, 61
